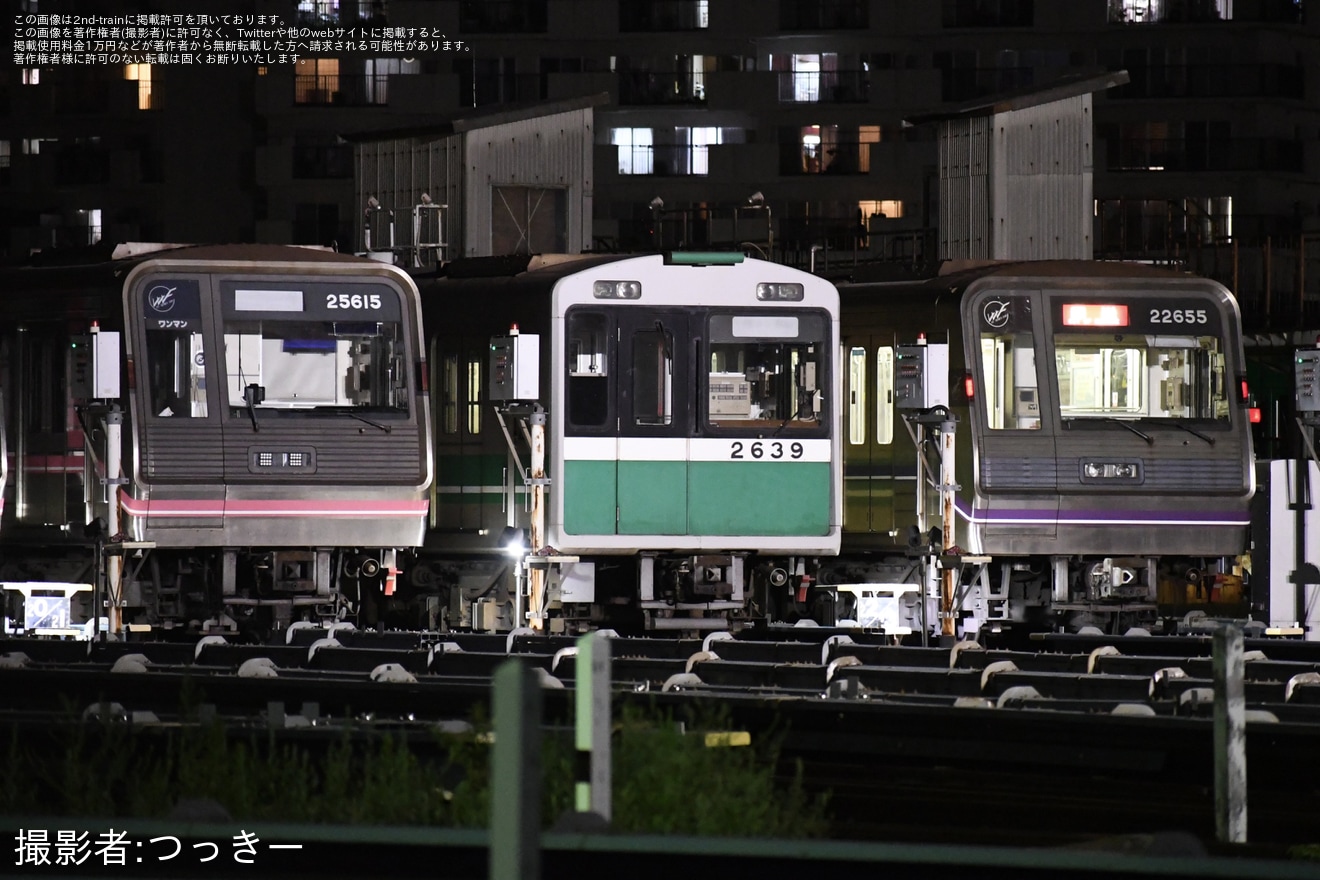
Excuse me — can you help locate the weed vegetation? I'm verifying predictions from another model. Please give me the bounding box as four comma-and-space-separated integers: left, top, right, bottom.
1, 703, 829, 837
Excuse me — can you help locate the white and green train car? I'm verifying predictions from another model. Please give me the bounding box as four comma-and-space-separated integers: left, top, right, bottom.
416, 253, 841, 632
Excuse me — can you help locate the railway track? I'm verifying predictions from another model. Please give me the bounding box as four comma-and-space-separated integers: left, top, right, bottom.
4, 625, 1320, 852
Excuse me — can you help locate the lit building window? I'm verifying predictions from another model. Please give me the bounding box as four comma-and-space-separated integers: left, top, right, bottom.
296, 58, 340, 104
76, 208, 103, 245
124, 64, 153, 110
858, 199, 904, 219
612, 128, 654, 175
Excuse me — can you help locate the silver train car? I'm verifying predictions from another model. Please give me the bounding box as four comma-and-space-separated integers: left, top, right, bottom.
0, 244, 432, 633
831, 260, 1255, 633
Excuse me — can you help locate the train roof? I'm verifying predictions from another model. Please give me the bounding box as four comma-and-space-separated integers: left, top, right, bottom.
0, 243, 383, 320
836, 259, 1207, 297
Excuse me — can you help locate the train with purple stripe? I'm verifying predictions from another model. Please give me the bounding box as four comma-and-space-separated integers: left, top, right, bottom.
0, 244, 1256, 638
831, 260, 1254, 633
0, 244, 432, 633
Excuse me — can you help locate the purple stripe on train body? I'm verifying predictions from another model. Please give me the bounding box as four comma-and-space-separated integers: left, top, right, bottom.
953, 497, 1247, 525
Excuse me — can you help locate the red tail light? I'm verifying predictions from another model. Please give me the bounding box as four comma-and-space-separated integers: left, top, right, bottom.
1238, 376, 1249, 403
1249, 407, 1262, 424
963, 373, 975, 400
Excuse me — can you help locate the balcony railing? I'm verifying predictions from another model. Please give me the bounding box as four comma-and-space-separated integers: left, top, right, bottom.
619, 0, 709, 30
617, 71, 706, 105
779, 142, 874, 175
1108, 0, 1303, 23
779, 0, 868, 29
1106, 137, 1304, 173
1113, 63, 1305, 100
612, 144, 719, 176
294, 74, 389, 106
942, 0, 1035, 27
777, 70, 870, 103
460, 0, 547, 33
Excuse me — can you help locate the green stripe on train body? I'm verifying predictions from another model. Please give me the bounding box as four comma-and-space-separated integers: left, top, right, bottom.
563, 459, 830, 537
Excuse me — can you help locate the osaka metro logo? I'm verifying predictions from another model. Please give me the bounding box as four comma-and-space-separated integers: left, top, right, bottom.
148, 285, 177, 313
982, 300, 1011, 329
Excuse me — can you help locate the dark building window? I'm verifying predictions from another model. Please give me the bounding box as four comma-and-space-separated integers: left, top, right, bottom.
616, 56, 708, 105
619, 0, 709, 30
460, 0, 547, 33
296, 1, 389, 26
294, 202, 344, 248
779, 0, 868, 29
935, 50, 1034, 101
292, 133, 353, 179
458, 57, 539, 106
942, 0, 1034, 27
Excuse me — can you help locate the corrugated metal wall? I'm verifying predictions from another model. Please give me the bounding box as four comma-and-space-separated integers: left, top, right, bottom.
990, 95, 1093, 260
463, 107, 595, 257
939, 118, 991, 260
937, 94, 1094, 261
355, 135, 464, 261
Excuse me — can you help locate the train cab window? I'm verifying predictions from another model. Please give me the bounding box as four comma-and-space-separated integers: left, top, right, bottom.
566, 311, 609, 429
847, 347, 866, 445
222, 318, 409, 417
980, 331, 1040, 430
706, 312, 826, 431
1054, 334, 1228, 421
632, 326, 673, 426
876, 346, 894, 444
145, 328, 208, 418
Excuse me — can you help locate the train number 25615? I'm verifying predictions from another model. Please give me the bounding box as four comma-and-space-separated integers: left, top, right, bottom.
1150, 308, 1207, 324
326, 293, 383, 310
730, 441, 804, 460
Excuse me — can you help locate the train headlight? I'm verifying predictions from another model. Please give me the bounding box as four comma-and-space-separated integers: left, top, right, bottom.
755, 282, 804, 301
1080, 461, 1142, 482
593, 280, 642, 299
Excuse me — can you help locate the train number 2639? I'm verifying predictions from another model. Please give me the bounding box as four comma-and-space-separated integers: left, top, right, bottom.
1150, 308, 1207, 324
730, 441, 804, 460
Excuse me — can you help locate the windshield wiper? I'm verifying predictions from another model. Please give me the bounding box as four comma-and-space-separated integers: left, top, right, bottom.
1164, 420, 1215, 446
346, 410, 392, 433
242, 384, 263, 433
1065, 416, 1154, 445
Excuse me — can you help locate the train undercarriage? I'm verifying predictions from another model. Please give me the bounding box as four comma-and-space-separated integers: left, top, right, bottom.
2, 536, 1249, 643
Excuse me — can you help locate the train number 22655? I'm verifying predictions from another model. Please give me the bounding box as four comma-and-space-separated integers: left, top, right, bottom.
1150, 308, 1207, 324
730, 441, 804, 460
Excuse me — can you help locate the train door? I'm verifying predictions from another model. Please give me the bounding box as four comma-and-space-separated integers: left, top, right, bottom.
841, 335, 899, 537
967, 290, 1058, 539
616, 310, 689, 535
430, 334, 498, 532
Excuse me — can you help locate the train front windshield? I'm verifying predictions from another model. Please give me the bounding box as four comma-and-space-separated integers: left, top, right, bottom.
1053, 333, 1229, 421
223, 318, 409, 415
1048, 298, 1230, 422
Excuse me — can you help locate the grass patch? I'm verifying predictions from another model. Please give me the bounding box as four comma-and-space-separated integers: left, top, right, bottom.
0, 703, 829, 838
